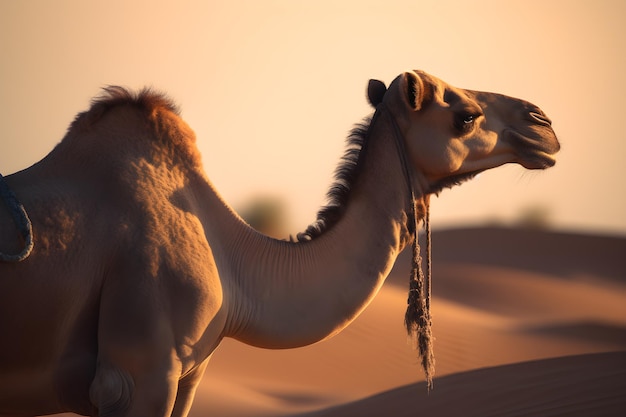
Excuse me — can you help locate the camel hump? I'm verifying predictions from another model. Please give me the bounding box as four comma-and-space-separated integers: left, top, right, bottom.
69, 86, 180, 132
59, 86, 202, 170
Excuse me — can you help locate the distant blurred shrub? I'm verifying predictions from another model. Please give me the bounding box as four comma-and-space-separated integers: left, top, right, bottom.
239, 195, 289, 239
515, 205, 552, 229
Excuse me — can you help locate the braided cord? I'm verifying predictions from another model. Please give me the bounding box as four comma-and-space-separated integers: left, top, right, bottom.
377, 105, 435, 389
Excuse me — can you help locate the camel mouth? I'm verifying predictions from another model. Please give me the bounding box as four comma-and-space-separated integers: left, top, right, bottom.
504, 128, 560, 170
520, 150, 557, 170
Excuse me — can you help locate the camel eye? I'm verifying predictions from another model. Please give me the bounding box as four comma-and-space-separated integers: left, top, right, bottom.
454, 112, 480, 134
463, 115, 475, 124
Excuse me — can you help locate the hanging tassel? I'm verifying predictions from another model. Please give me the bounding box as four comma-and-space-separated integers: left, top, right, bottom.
404, 197, 434, 390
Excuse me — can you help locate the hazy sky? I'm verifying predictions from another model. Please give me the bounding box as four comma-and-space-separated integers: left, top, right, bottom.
1, 0, 625, 235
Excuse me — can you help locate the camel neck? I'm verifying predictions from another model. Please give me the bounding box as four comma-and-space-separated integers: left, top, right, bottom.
197, 112, 420, 349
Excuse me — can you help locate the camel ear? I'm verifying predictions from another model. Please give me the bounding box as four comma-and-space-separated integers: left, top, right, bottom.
405, 71, 431, 112
367, 79, 387, 107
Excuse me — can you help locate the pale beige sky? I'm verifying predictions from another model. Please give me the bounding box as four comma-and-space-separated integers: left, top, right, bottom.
1, 0, 624, 235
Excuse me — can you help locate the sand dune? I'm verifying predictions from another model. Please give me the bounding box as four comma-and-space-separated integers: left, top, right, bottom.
186, 227, 626, 417
297, 351, 626, 417
49, 227, 626, 416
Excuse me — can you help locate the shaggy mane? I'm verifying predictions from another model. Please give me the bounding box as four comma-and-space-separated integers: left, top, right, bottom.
296, 117, 372, 241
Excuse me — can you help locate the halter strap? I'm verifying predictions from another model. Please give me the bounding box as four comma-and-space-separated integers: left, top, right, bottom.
376, 104, 435, 390
0, 173, 33, 262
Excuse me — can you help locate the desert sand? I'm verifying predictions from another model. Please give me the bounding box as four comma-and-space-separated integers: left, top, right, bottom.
53, 227, 626, 416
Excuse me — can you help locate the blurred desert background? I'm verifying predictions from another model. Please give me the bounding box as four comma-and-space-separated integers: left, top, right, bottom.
1, 0, 625, 416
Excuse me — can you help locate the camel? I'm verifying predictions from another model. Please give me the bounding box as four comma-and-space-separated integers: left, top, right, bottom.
0, 70, 559, 417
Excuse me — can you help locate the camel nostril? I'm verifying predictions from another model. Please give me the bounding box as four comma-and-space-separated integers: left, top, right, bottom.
529, 111, 552, 127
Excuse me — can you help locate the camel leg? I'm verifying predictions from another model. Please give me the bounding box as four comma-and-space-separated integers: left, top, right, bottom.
170, 357, 211, 417
90, 356, 180, 417
90, 268, 182, 417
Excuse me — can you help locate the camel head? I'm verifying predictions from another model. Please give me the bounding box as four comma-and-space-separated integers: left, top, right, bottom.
368, 70, 560, 388
368, 70, 560, 194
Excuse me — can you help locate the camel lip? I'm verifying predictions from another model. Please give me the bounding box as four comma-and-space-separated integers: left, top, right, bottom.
519, 150, 558, 170
537, 151, 557, 168
504, 128, 559, 169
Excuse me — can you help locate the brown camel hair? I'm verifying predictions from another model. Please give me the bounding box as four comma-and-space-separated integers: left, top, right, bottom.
0, 70, 560, 417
